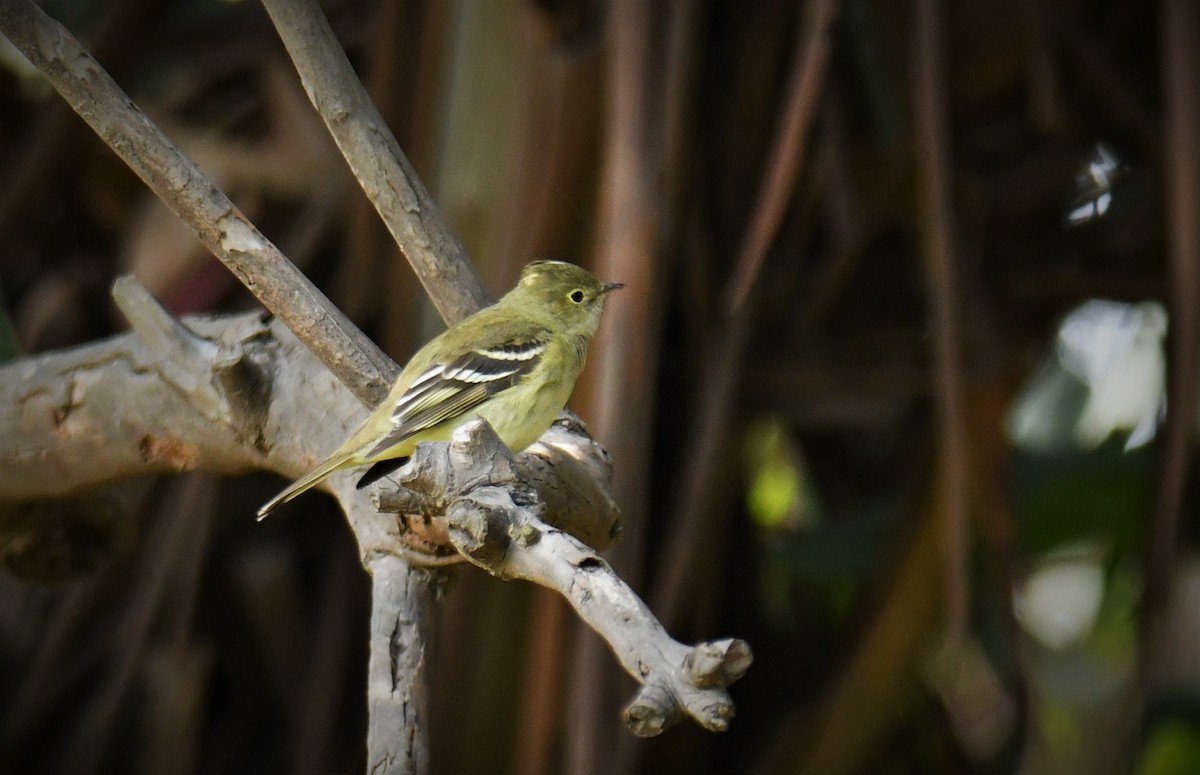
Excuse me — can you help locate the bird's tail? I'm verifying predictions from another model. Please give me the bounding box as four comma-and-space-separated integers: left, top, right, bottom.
256, 455, 349, 521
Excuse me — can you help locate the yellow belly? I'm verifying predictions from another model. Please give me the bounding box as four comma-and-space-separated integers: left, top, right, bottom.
472, 372, 574, 452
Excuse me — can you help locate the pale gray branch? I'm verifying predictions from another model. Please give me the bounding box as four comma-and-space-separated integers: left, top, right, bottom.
365, 555, 433, 775
0, 5, 420, 758
260, 0, 489, 325
0, 0, 753, 761
376, 414, 622, 558
0, 282, 356, 500
0, 0, 394, 405
409, 420, 753, 736
0, 277, 626, 574
111, 276, 227, 425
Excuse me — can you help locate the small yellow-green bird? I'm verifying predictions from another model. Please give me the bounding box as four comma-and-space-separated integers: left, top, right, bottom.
257, 260, 623, 519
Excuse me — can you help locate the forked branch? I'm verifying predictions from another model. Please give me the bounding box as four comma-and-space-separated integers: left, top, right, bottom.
0, 0, 754, 762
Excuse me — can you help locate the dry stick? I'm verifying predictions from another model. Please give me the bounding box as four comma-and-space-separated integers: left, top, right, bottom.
722, 0, 839, 316
366, 555, 433, 775
257, 3, 638, 770
651, 0, 841, 630
334, 0, 411, 326
0, 0, 395, 407
507, 40, 614, 775
259, 0, 489, 326
661, 0, 701, 220
585, 0, 658, 588
3, 0, 645, 765
566, 0, 661, 768
0, 6, 427, 772
551, 8, 694, 772
439, 420, 751, 737
911, 0, 970, 640
1144, 0, 1200, 678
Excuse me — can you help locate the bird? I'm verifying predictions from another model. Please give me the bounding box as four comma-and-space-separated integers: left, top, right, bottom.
257, 260, 623, 519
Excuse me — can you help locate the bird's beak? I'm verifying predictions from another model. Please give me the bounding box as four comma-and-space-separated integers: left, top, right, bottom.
601, 281, 626, 295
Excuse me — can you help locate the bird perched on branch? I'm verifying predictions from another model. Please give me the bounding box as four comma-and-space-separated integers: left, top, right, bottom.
257, 260, 623, 519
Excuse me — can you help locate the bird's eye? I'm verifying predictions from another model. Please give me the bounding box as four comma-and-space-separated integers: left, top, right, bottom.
569, 289, 585, 303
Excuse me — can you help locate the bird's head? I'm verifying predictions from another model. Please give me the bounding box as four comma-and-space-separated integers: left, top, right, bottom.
511, 260, 624, 337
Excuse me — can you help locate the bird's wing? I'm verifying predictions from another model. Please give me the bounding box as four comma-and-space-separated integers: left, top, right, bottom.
363, 334, 549, 459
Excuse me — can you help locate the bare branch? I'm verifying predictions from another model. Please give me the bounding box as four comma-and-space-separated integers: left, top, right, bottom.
396, 420, 753, 735
0, 281, 353, 499
111, 277, 229, 424
365, 555, 433, 775
0, 0, 752, 752
0, 279, 624, 569
259, 0, 489, 325
0, 279, 680, 760
0, 0, 395, 406
912, 0, 970, 638
379, 415, 622, 558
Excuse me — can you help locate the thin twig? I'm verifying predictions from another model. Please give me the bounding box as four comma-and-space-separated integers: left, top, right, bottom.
0, 0, 395, 407
651, 0, 841, 631
259, 0, 489, 325
1144, 0, 1200, 677
911, 0, 970, 640
723, 0, 840, 316
568, 0, 661, 765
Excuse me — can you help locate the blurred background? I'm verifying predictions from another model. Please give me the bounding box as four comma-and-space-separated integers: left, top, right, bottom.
0, 0, 1197, 773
